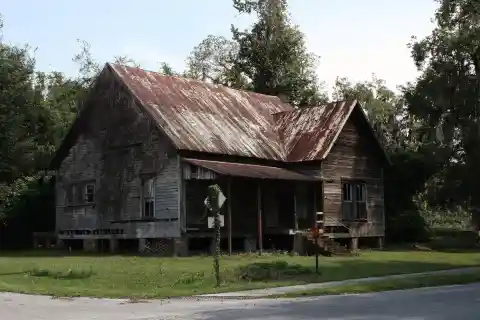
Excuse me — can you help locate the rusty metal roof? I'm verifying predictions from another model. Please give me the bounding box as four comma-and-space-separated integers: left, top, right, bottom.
107, 64, 383, 163
109, 63, 292, 161
274, 101, 358, 162
183, 158, 318, 181
50, 64, 387, 170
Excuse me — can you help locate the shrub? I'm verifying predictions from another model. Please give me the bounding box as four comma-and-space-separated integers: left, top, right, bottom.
236, 261, 313, 282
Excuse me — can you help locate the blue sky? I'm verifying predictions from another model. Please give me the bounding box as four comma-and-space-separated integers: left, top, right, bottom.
1, 0, 438, 93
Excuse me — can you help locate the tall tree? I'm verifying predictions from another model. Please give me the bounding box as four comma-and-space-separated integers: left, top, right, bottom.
332, 75, 442, 241
230, 0, 327, 106
73, 39, 140, 86
0, 31, 60, 237
0, 42, 40, 181
159, 62, 178, 76
185, 35, 246, 87
406, 0, 480, 208
332, 76, 408, 150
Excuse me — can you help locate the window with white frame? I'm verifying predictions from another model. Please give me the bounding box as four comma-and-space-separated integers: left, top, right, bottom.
142, 177, 155, 218
341, 180, 367, 221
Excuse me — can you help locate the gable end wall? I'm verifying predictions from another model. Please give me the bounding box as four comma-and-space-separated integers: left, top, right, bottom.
321, 114, 385, 237
56, 73, 181, 239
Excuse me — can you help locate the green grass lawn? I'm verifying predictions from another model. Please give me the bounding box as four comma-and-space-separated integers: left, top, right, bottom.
0, 250, 479, 298
277, 272, 480, 298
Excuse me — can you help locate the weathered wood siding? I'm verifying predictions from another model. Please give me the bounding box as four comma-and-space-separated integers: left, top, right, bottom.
56, 136, 101, 231
56, 71, 180, 239
155, 157, 180, 220
321, 113, 385, 237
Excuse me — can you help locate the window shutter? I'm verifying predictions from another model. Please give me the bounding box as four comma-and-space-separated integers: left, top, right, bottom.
342, 201, 354, 220
357, 184, 368, 220
342, 183, 354, 220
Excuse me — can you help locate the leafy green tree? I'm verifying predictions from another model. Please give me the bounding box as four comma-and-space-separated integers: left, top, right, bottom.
185, 35, 245, 86
332, 76, 410, 150
406, 0, 480, 209
230, 0, 327, 106
0, 42, 40, 182
158, 61, 185, 77
0, 18, 75, 242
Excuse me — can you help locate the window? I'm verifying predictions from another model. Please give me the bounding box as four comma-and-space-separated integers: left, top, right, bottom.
65, 181, 96, 206
341, 181, 367, 221
190, 165, 198, 179
142, 177, 155, 218
85, 184, 95, 203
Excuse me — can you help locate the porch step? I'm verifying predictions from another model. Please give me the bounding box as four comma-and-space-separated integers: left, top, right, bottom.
304, 232, 356, 257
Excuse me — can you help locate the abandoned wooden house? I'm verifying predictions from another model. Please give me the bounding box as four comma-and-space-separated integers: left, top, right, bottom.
50, 63, 390, 255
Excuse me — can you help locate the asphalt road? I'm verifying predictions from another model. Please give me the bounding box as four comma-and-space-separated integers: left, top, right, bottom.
1, 283, 480, 320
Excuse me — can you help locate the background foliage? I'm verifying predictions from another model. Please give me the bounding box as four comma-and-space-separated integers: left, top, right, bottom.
0, 0, 477, 248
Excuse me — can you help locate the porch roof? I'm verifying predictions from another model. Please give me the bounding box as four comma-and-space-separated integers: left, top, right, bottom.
183, 158, 318, 181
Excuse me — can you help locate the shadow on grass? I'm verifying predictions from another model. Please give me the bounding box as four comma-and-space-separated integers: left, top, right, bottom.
383, 238, 480, 254
0, 257, 477, 298
0, 268, 95, 280
26, 267, 95, 280
0, 250, 166, 258
221, 258, 480, 287
236, 261, 313, 281
0, 271, 27, 276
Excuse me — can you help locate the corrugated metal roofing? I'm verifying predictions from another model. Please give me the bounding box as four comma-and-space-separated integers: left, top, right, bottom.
107, 64, 379, 163
183, 158, 318, 181
274, 101, 358, 162
110, 63, 292, 161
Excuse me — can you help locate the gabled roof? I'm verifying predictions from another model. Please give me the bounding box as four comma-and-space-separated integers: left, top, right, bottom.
50, 63, 390, 169
274, 101, 356, 162
274, 100, 391, 164
110, 63, 291, 161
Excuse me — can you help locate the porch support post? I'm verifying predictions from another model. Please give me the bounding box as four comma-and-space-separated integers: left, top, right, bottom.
227, 178, 232, 256
293, 186, 298, 230
292, 184, 302, 255
377, 236, 385, 250
109, 238, 119, 254
350, 237, 359, 250
257, 182, 263, 255
312, 182, 317, 227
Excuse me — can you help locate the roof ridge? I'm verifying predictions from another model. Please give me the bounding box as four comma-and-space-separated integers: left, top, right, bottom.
107, 62, 292, 103
271, 99, 358, 116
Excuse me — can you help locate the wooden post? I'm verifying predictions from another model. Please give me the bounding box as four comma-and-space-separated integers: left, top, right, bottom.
293, 187, 298, 230
257, 182, 263, 255
313, 183, 319, 273
312, 183, 317, 227
227, 179, 232, 256
292, 185, 302, 254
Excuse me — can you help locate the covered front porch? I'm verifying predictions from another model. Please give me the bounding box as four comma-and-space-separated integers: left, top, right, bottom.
181, 158, 322, 255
